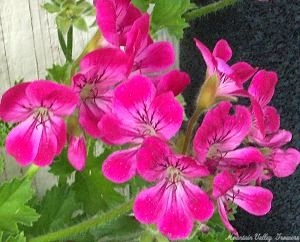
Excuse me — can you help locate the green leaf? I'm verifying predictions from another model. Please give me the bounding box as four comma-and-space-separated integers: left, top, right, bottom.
73, 146, 124, 215
43, 3, 60, 13
0, 178, 39, 233
46, 62, 72, 83
151, 0, 192, 39
49, 149, 75, 179
0, 231, 27, 242
5, 232, 26, 242
132, 0, 150, 12
0, 121, 11, 147
56, 15, 71, 34
73, 17, 88, 31
28, 184, 80, 237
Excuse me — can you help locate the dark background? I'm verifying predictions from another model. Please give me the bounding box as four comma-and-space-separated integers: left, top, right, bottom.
180, 0, 300, 239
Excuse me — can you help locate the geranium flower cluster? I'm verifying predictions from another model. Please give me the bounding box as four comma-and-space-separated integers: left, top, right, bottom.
0, 0, 299, 240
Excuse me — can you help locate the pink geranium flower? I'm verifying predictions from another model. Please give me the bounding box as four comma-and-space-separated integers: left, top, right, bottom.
213, 170, 273, 236
248, 70, 281, 142
134, 137, 214, 240
193, 101, 252, 163
194, 38, 256, 100
95, 0, 142, 46
72, 48, 129, 137
247, 70, 300, 179
67, 135, 87, 171
0, 80, 78, 166
98, 75, 183, 183
193, 101, 265, 176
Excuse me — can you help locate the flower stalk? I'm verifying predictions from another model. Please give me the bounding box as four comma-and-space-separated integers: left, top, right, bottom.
29, 198, 134, 242
182, 107, 205, 154
184, 0, 239, 22
24, 165, 40, 179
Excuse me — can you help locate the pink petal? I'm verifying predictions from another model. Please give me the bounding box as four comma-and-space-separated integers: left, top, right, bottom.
98, 113, 137, 145
216, 58, 233, 76
51, 116, 67, 155
149, 92, 183, 140
67, 135, 87, 171
26, 80, 78, 116
250, 97, 265, 137
232, 185, 273, 216
0, 82, 32, 122
217, 199, 238, 236
133, 41, 175, 73
253, 129, 292, 148
248, 70, 278, 107
5, 116, 42, 166
137, 137, 172, 182
156, 70, 190, 96
33, 123, 58, 166
125, 14, 151, 60
271, 148, 300, 177
134, 180, 168, 224
102, 148, 138, 183
213, 171, 237, 197
213, 39, 232, 62
79, 103, 103, 138
263, 106, 280, 134
181, 181, 214, 221
177, 156, 210, 178
157, 184, 194, 240
113, 75, 156, 116
79, 48, 129, 83
96, 0, 117, 45
194, 38, 216, 75
223, 147, 265, 166
231, 62, 257, 84
96, 0, 141, 46
193, 102, 251, 162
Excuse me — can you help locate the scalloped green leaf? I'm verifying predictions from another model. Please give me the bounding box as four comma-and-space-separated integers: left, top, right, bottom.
28, 184, 80, 237
73, 146, 124, 215
151, 0, 193, 39
0, 178, 39, 233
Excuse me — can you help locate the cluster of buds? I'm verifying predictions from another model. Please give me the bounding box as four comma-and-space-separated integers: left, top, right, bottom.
0, 0, 299, 240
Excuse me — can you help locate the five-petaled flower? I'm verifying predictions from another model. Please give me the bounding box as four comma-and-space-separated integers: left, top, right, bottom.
134, 137, 214, 240
0, 80, 78, 166
98, 75, 183, 183
72, 47, 129, 138
213, 170, 273, 236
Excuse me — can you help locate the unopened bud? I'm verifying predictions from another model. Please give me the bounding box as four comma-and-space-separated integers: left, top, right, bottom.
196, 74, 218, 110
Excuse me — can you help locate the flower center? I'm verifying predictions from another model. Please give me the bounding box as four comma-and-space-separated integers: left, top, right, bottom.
34, 107, 49, 124
207, 144, 219, 158
80, 84, 94, 100
167, 166, 182, 183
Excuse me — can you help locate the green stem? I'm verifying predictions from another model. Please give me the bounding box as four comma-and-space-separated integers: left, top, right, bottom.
57, 29, 68, 60
29, 198, 134, 242
182, 107, 204, 154
184, 0, 239, 22
66, 26, 73, 62
24, 165, 39, 179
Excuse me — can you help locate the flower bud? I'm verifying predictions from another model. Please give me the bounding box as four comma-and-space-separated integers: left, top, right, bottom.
196, 74, 218, 110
